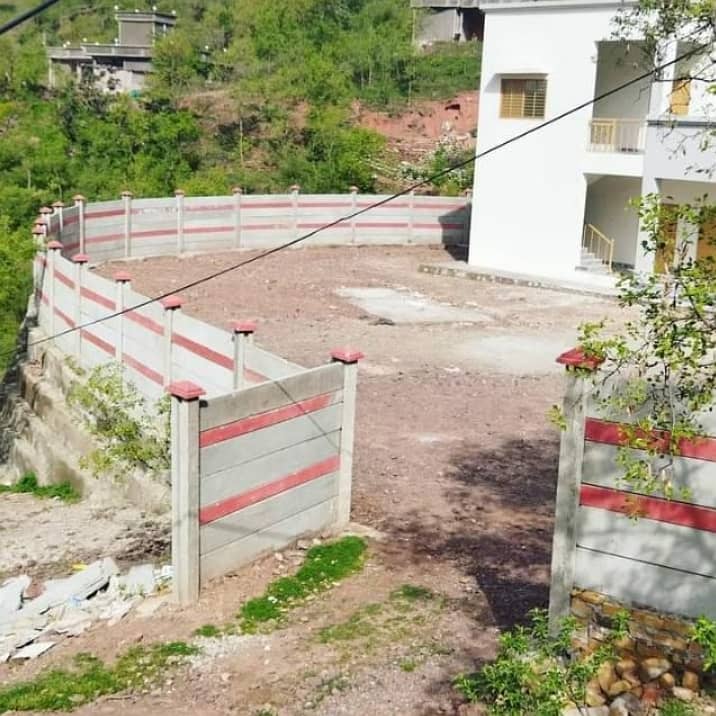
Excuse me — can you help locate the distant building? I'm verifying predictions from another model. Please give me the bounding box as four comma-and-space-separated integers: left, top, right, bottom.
410, 1, 484, 45
47, 10, 177, 94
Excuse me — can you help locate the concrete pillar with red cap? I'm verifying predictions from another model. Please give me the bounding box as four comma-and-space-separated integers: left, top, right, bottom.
72, 253, 89, 358
463, 187, 473, 247
547, 347, 604, 634
232, 320, 256, 390
168, 379, 205, 605
349, 185, 359, 244
121, 190, 133, 258
52, 201, 65, 235
232, 186, 242, 249
39, 206, 53, 238
31, 225, 46, 297
408, 189, 415, 244
290, 184, 300, 240
175, 189, 185, 253
331, 348, 364, 526
162, 295, 183, 388
46, 240, 63, 340
73, 194, 87, 255
114, 271, 132, 364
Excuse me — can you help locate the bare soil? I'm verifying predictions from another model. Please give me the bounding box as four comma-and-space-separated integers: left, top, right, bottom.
2, 246, 621, 714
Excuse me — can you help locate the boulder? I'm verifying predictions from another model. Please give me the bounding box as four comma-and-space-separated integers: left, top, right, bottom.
682, 670, 700, 692
639, 657, 671, 682
597, 661, 617, 693
672, 686, 695, 702
616, 659, 637, 677
609, 693, 644, 716
658, 672, 675, 690
607, 680, 631, 697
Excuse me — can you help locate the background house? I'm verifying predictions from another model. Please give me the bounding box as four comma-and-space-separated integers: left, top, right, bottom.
468, 0, 716, 283
47, 10, 177, 94
410, 0, 484, 45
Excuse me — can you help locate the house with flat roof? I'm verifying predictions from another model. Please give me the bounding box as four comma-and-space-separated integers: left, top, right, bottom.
468, 0, 716, 285
47, 10, 176, 93
410, 0, 484, 45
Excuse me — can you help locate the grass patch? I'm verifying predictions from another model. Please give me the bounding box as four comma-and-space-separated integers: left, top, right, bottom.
0, 473, 80, 503
238, 536, 367, 633
0, 641, 197, 712
193, 624, 221, 638
399, 659, 417, 672
391, 584, 434, 602
318, 603, 382, 644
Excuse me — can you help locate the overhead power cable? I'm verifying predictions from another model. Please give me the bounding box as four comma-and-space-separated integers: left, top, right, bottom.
0, 0, 61, 36
10, 42, 714, 360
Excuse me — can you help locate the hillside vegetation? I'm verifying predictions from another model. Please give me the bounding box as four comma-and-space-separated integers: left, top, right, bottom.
0, 0, 480, 372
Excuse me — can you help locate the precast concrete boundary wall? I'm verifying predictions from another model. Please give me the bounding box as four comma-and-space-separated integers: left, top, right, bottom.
37, 190, 469, 262
548, 349, 716, 629
30, 193, 376, 603
169, 350, 360, 603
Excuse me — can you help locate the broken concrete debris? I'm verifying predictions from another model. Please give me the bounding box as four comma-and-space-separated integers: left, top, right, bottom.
0, 558, 170, 660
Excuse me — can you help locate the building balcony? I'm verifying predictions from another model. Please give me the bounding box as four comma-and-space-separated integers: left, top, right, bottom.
588, 118, 646, 154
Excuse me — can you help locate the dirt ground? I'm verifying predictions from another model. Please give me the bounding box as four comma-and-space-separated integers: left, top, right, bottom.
2, 245, 621, 714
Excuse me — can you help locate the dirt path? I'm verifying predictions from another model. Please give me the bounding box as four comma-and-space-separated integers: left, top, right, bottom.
2, 246, 622, 714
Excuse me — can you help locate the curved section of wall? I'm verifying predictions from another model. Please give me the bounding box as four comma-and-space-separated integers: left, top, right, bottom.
42, 191, 470, 263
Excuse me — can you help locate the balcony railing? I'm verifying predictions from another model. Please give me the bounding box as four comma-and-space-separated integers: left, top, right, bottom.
588, 118, 646, 153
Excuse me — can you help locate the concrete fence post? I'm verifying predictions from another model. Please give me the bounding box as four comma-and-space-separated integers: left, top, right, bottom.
547, 348, 603, 635
175, 189, 185, 253
121, 190, 133, 258
169, 380, 205, 605
231, 320, 257, 390
290, 184, 300, 240
408, 189, 415, 244
31, 226, 45, 298
331, 348, 364, 527
463, 188, 472, 247
113, 271, 131, 364
46, 241, 63, 341
73, 194, 87, 255
52, 201, 65, 237
72, 253, 89, 359
40, 206, 53, 239
161, 295, 182, 388
232, 186, 242, 249
349, 186, 358, 244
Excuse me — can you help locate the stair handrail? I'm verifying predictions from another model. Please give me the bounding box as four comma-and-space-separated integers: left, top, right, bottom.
582, 223, 615, 272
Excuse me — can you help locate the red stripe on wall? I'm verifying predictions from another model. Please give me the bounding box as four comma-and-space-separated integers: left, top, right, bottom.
123, 353, 163, 385
54, 307, 75, 327
199, 454, 340, 525
55, 270, 75, 289
132, 228, 176, 239
413, 222, 464, 230
126, 310, 163, 335
86, 233, 124, 245
81, 329, 115, 356
297, 223, 345, 230
585, 418, 716, 462
355, 222, 409, 229
172, 333, 232, 370
200, 392, 335, 448
85, 209, 124, 220
64, 242, 80, 252
63, 216, 79, 227
184, 226, 234, 235
298, 202, 352, 209
81, 287, 115, 310
581, 484, 716, 533
40, 292, 49, 305
241, 201, 292, 209
245, 367, 268, 384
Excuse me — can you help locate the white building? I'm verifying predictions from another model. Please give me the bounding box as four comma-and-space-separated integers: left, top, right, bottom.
468, 0, 716, 284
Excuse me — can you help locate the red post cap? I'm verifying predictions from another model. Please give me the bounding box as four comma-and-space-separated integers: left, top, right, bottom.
40, 206, 53, 215
232, 320, 257, 334
349, 185, 359, 193
121, 190, 133, 198
290, 184, 301, 192
72, 194, 87, 203
331, 348, 364, 364
175, 189, 185, 196
32, 227, 45, 236
113, 271, 132, 283
161, 295, 183, 310
167, 381, 205, 401
52, 200, 65, 209
556, 347, 604, 371
232, 186, 243, 195
72, 253, 90, 264
47, 240, 63, 250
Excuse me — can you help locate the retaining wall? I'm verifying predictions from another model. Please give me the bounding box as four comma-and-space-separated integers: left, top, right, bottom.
39, 190, 470, 263
548, 348, 716, 666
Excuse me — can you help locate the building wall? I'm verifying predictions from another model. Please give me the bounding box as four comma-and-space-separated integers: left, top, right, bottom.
469, 4, 624, 276
583, 175, 641, 266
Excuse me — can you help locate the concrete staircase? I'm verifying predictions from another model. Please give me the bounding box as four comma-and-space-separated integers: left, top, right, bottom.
578, 246, 612, 275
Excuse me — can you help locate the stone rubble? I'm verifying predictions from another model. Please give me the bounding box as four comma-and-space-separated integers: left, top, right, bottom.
0, 558, 170, 660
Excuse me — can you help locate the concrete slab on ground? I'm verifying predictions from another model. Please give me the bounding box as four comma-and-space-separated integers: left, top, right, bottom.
336, 287, 493, 324
457, 332, 579, 375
